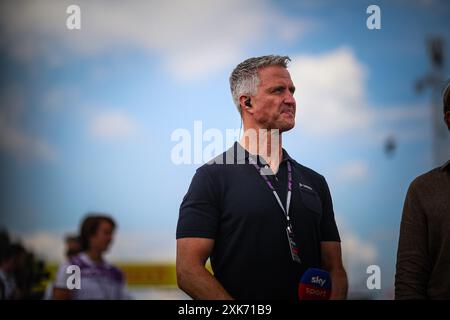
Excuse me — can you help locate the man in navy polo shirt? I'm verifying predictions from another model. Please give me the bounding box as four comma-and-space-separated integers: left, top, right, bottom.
176, 55, 348, 300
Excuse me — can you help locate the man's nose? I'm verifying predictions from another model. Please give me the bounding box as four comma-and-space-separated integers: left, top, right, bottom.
284, 92, 296, 106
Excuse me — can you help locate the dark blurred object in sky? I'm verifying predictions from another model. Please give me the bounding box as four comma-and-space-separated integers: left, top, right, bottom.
428, 37, 444, 69
414, 36, 448, 167
415, 37, 445, 93
384, 134, 396, 158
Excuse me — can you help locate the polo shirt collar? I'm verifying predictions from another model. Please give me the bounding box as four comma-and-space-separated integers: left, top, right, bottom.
234, 141, 293, 165
440, 159, 450, 171
79, 252, 109, 268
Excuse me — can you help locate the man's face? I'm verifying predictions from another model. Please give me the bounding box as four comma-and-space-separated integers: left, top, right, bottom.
249, 65, 296, 132
89, 221, 114, 253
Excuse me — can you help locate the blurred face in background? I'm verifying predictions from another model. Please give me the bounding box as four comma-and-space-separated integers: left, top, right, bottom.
89, 220, 115, 253
65, 239, 81, 258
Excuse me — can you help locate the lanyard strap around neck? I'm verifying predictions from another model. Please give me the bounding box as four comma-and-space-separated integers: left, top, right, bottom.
249, 157, 293, 220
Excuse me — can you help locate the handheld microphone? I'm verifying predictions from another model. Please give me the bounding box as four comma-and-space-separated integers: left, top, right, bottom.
298, 268, 331, 300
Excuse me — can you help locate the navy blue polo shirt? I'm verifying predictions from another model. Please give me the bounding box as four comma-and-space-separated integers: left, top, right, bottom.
176, 142, 340, 300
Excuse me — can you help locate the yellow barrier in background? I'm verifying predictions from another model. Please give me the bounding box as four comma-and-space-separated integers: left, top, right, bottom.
117, 264, 177, 286
45, 262, 212, 287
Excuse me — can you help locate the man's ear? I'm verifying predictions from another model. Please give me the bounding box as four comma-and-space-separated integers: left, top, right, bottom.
239, 96, 253, 114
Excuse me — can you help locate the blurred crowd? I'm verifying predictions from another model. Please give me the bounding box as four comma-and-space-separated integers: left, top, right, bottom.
1, 213, 130, 300
0, 229, 50, 299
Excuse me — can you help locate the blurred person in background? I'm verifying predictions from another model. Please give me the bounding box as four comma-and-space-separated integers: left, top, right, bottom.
0, 242, 26, 299
64, 234, 82, 259
1, 229, 51, 300
395, 79, 450, 299
43, 234, 81, 299
53, 214, 130, 299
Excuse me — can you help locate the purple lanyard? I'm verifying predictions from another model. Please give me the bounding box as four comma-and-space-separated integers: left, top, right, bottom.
249, 157, 293, 222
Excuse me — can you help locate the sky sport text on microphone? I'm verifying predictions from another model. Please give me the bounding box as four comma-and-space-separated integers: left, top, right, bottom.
298, 268, 332, 300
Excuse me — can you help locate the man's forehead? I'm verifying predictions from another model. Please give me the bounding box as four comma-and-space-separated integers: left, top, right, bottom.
257, 65, 293, 84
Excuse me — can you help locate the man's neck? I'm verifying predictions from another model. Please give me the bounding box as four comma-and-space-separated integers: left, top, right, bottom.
240, 126, 283, 173
85, 249, 103, 263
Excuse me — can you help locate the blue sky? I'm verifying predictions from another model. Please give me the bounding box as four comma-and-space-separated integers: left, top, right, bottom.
0, 0, 449, 298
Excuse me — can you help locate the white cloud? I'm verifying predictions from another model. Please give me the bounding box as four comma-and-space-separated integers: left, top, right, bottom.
0, 124, 58, 162
0, 0, 314, 80
290, 47, 370, 136
341, 229, 378, 266
89, 110, 140, 140
334, 160, 370, 183
290, 47, 429, 145
0, 89, 58, 162
18, 231, 66, 263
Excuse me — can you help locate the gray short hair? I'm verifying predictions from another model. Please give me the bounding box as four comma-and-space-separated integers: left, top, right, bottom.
229, 55, 291, 115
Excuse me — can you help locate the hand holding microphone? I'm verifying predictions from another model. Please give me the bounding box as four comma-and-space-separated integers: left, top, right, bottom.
298, 268, 331, 300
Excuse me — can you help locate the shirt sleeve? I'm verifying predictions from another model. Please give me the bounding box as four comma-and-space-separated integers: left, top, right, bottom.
118, 279, 133, 300
318, 175, 341, 242
176, 167, 221, 239
114, 268, 132, 300
53, 261, 72, 289
395, 180, 430, 299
